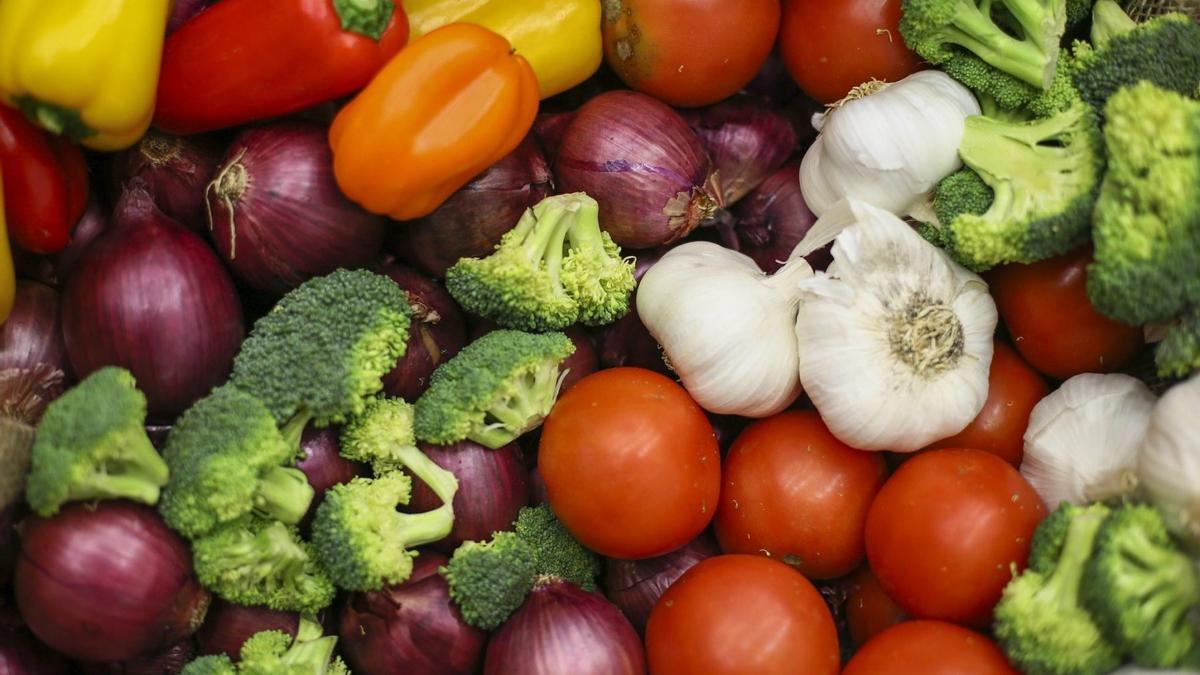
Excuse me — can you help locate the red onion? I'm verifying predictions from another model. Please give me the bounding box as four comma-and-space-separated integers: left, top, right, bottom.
339, 552, 486, 675
528, 466, 549, 506
683, 99, 797, 206
408, 441, 530, 553
296, 424, 368, 531
113, 130, 223, 232
0, 364, 64, 426
398, 137, 553, 278
604, 533, 720, 633
596, 247, 673, 374
485, 580, 646, 675
555, 91, 718, 249
532, 112, 573, 162
10, 248, 56, 287
61, 185, 244, 418
14, 501, 210, 662
560, 326, 598, 393
0, 504, 23, 590
195, 599, 299, 660
0, 281, 68, 374
53, 195, 110, 281
78, 639, 195, 674
167, 0, 213, 34
0, 603, 71, 674
378, 263, 468, 401
728, 160, 828, 274
207, 122, 385, 295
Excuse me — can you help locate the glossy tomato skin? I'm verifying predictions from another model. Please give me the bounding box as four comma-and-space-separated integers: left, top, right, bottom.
538, 367, 720, 559
779, 0, 925, 103
924, 342, 1048, 466
601, 0, 781, 107
713, 410, 888, 579
843, 621, 1019, 675
645, 554, 840, 675
845, 565, 908, 648
988, 247, 1144, 380
865, 449, 1046, 626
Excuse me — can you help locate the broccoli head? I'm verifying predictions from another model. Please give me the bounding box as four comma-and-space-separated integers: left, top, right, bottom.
514, 504, 602, 591
1028, 502, 1082, 575
414, 330, 575, 449
1081, 503, 1199, 668
341, 396, 460, 506
237, 618, 347, 675
180, 655, 236, 675
442, 531, 537, 630
25, 367, 169, 517
311, 472, 452, 592
899, 0, 1067, 88
941, 52, 1042, 112
231, 268, 412, 428
993, 502, 1121, 675
191, 516, 335, 614
160, 386, 314, 538
446, 192, 636, 331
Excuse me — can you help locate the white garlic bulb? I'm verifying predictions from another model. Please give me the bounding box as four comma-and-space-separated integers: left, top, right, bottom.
1138, 373, 1200, 552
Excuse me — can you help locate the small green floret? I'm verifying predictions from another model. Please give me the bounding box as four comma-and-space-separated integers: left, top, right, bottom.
514, 504, 602, 591
1028, 502, 1081, 575
443, 532, 538, 630
238, 618, 346, 675
341, 396, 460, 506
25, 367, 169, 516
180, 655, 236, 675
414, 330, 575, 449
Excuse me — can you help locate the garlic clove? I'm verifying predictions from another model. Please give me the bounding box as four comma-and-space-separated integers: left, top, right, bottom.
1138, 373, 1200, 552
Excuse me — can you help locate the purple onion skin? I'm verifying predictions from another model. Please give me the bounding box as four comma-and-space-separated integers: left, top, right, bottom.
340, 552, 486, 675
555, 90, 716, 250
595, 246, 673, 375
207, 122, 386, 295
682, 98, 797, 206
485, 580, 646, 675
604, 533, 720, 633
0, 602, 71, 675
53, 195, 110, 282
78, 638, 195, 674
167, 0, 213, 34
560, 326, 598, 393
532, 112, 573, 162
0, 503, 24, 591
113, 130, 223, 232
398, 137, 553, 278
61, 186, 244, 419
408, 441, 530, 553
0, 281, 69, 374
730, 160, 829, 274
10, 248, 56, 288
296, 424, 368, 531
378, 263, 468, 401
195, 599, 299, 660
14, 501, 210, 662
528, 466, 549, 506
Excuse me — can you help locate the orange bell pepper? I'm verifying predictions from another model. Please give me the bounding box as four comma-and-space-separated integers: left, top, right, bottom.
330, 23, 539, 221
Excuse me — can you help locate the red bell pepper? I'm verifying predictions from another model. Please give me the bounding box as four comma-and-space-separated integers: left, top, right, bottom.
0, 103, 88, 254
154, 0, 410, 134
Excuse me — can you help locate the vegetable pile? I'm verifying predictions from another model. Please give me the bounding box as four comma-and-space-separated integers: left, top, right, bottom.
0, 0, 1196, 672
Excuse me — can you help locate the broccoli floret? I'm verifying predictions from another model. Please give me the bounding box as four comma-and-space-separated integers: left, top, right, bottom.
25, 367, 169, 517
1087, 82, 1200, 377
994, 503, 1121, 675
446, 193, 635, 331
340, 396, 459, 506
1081, 504, 1200, 668
191, 516, 335, 614
1066, 0, 1093, 26
414, 330, 575, 449
311, 472, 452, 592
514, 504, 602, 591
942, 52, 1042, 111
1028, 502, 1082, 575
899, 0, 1067, 88
238, 618, 345, 675
180, 655, 236, 675
442, 531, 538, 630
231, 268, 412, 428
160, 386, 314, 538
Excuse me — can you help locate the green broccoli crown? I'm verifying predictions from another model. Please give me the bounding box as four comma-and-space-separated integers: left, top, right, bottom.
231, 268, 412, 427
191, 517, 335, 614
238, 618, 342, 675
1081, 503, 1200, 668
442, 531, 537, 630
160, 386, 314, 539
25, 367, 168, 517
946, 99, 1103, 270
557, 196, 636, 327
414, 330, 575, 449
180, 655, 236, 675
1028, 502, 1083, 575
1156, 308, 1200, 378
514, 504, 602, 591
899, 0, 1066, 88
994, 502, 1120, 675
311, 472, 452, 591
942, 52, 1041, 112
1065, 0, 1093, 26
341, 396, 461, 506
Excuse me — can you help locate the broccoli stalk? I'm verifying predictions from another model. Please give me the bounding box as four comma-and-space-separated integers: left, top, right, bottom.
1089, 0, 1136, 45
442, 531, 538, 630
24, 367, 169, 516
340, 397, 460, 506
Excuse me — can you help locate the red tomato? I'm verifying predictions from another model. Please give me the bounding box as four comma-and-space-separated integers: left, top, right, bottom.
865, 449, 1046, 626
713, 411, 888, 579
988, 247, 1144, 380
778, 0, 926, 103
601, 0, 781, 107
843, 621, 1019, 675
845, 566, 908, 648
645, 554, 840, 675
924, 342, 1049, 466
538, 367, 720, 559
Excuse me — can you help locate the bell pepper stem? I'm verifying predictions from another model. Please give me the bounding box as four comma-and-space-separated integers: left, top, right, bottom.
332, 0, 394, 41
13, 97, 94, 141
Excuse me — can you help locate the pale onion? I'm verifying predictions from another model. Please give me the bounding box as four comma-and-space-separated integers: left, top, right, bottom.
799, 70, 980, 220
1021, 373, 1156, 509
793, 199, 997, 452
1138, 374, 1200, 552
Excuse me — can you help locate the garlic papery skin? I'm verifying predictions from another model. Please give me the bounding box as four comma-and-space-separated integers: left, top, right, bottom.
1021, 373, 1156, 509
793, 199, 997, 452
799, 70, 980, 220
1138, 374, 1200, 552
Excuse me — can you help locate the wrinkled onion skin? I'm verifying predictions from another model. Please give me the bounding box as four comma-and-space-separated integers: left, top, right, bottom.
682, 99, 797, 206
560, 327, 599, 393
53, 196, 110, 282
604, 533, 720, 632
379, 263, 468, 401
0, 281, 69, 374
112, 130, 223, 232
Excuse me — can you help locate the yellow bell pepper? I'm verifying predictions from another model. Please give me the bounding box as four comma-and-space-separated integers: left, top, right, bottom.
403, 0, 601, 98
0, 0, 171, 151
0, 171, 14, 325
